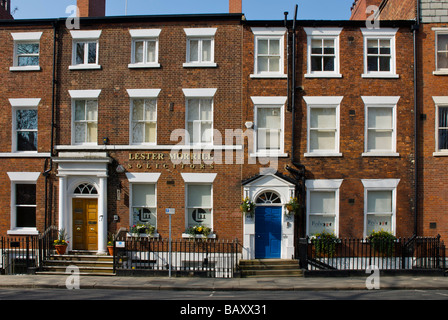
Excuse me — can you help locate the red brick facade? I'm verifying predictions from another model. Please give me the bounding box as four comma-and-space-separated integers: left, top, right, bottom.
0, 0, 429, 259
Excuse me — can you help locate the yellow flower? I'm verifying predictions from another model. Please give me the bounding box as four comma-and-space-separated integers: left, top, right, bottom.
197, 227, 203, 233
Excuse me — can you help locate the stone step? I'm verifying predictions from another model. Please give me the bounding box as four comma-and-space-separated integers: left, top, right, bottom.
238, 259, 303, 278
39, 252, 116, 276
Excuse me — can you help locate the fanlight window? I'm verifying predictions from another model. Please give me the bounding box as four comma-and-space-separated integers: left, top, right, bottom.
74, 183, 98, 195
256, 191, 281, 204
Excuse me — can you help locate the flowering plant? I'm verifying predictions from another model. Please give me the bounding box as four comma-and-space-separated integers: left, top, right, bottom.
130, 223, 155, 235
285, 197, 300, 215
187, 225, 211, 238
240, 197, 255, 216
367, 230, 397, 255
310, 232, 338, 257
54, 229, 69, 246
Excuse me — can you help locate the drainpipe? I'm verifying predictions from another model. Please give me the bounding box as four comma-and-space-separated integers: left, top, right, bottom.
43, 20, 57, 230
412, 0, 420, 237
285, 4, 307, 238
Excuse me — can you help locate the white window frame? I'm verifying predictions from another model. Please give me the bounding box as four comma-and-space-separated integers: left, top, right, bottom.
304, 28, 342, 78
361, 28, 398, 79
127, 89, 161, 145
303, 96, 343, 157
69, 90, 101, 146
183, 88, 216, 146
251, 27, 286, 78
7, 172, 40, 235
69, 30, 102, 70
10, 32, 43, 71
362, 96, 400, 157
181, 173, 217, 238
250, 96, 287, 157
183, 28, 217, 68
433, 96, 448, 156
9, 99, 40, 154
126, 173, 161, 237
362, 179, 400, 238
128, 29, 161, 69
305, 179, 343, 237
433, 28, 448, 75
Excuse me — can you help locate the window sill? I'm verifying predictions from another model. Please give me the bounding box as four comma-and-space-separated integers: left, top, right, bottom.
250, 74, 288, 79
9, 66, 41, 72
305, 73, 342, 78
126, 232, 160, 238
69, 64, 102, 70
8, 228, 39, 235
0, 152, 51, 158
433, 70, 448, 76
128, 63, 161, 69
362, 152, 399, 157
55, 144, 243, 151
304, 152, 342, 157
249, 152, 288, 158
433, 151, 448, 157
362, 73, 399, 79
183, 62, 217, 68
182, 233, 216, 239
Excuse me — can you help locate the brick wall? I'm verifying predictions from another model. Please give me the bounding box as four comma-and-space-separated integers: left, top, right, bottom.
416, 23, 448, 239
0, 23, 56, 236
55, 18, 245, 240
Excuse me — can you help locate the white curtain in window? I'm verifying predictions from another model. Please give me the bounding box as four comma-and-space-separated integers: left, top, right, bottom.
310, 191, 335, 214
310, 108, 336, 151
367, 107, 393, 151
367, 190, 392, 213
133, 184, 156, 207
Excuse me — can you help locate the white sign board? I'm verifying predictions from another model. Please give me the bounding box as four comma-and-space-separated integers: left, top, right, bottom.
165, 208, 175, 215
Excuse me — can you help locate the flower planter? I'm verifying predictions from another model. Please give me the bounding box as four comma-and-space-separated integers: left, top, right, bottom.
55, 244, 67, 255
107, 246, 114, 256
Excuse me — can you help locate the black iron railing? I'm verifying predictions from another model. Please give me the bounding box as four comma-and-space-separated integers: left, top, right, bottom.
299, 235, 446, 271
113, 236, 241, 278
1, 236, 39, 274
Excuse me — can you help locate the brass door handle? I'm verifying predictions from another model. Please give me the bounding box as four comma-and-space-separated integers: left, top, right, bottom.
77, 227, 81, 231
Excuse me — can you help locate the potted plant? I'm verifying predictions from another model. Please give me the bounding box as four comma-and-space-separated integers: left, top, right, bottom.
54, 229, 68, 255
107, 232, 115, 256
310, 232, 338, 258
130, 222, 155, 236
187, 225, 212, 238
285, 197, 300, 216
367, 230, 397, 256
240, 197, 255, 217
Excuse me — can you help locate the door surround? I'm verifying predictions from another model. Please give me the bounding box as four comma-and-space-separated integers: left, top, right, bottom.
242, 172, 296, 260
54, 152, 111, 254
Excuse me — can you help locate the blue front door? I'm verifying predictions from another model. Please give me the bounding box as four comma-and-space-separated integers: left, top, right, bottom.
255, 206, 282, 259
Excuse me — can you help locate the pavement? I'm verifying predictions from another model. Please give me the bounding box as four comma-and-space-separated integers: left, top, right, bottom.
1, 273, 448, 291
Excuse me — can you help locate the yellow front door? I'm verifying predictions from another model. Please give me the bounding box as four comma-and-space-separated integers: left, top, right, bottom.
72, 199, 98, 251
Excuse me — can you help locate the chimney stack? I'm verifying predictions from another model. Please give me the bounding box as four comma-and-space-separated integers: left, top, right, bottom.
0, 0, 13, 20
77, 0, 106, 17
229, 0, 242, 13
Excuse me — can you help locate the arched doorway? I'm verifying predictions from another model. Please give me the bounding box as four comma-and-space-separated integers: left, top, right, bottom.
254, 191, 282, 259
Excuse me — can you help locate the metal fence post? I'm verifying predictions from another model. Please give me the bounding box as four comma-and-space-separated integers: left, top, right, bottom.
298, 238, 308, 269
